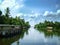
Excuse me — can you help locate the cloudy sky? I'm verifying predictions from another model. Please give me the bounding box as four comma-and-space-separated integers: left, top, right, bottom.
0, 0, 60, 26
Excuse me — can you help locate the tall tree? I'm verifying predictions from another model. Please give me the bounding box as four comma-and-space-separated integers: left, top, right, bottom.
0, 10, 2, 16
5, 7, 10, 17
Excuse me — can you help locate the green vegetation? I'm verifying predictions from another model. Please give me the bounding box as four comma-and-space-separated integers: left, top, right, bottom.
35, 20, 60, 31
35, 20, 60, 37
0, 7, 30, 28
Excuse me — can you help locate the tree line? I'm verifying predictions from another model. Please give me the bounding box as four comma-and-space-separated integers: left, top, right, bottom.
35, 20, 60, 31
0, 7, 30, 28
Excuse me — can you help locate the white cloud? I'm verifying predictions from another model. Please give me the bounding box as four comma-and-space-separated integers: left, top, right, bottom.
31, 11, 40, 17
14, 4, 20, 9
34, 13, 39, 17
0, 0, 24, 17
57, 9, 60, 14
43, 9, 60, 17
17, 13, 23, 16
43, 11, 49, 16
16, 11, 40, 18
44, 11, 54, 16
0, 0, 15, 9
0, 0, 40, 18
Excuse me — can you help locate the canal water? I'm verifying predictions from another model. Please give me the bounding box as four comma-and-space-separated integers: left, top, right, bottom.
0, 26, 60, 45
11, 26, 60, 45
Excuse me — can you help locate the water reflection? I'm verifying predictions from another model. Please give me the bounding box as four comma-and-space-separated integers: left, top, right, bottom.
36, 28, 60, 38
0, 27, 60, 45
0, 29, 29, 45
12, 27, 60, 45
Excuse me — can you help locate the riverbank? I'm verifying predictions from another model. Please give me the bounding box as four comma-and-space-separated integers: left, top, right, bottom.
34, 20, 60, 31
0, 25, 30, 38
34, 21, 60, 37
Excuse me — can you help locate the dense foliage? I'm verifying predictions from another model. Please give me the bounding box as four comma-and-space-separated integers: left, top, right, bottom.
35, 20, 60, 31
0, 7, 30, 28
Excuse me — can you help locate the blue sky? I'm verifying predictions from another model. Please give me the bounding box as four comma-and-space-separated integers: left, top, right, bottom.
25, 0, 57, 11
0, 0, 60, 26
